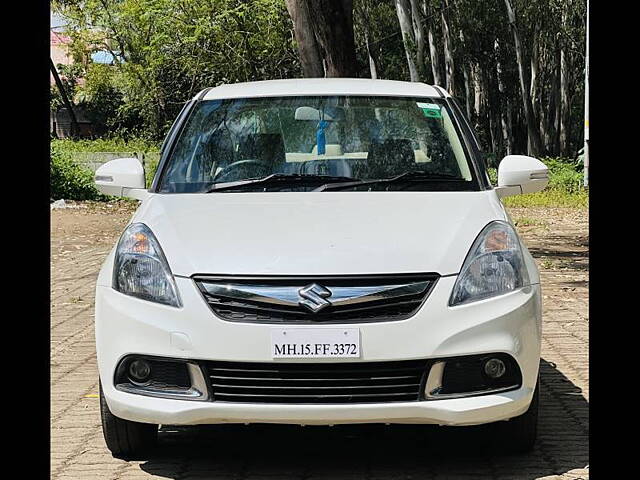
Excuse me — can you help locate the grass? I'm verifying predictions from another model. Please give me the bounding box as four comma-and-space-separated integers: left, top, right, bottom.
539, 258, 577, 271
540, 259, 554, 269
51, 137, 160, 153
502, 189, 588, 208
512, 217, 549, 227
145, 157, 159, 188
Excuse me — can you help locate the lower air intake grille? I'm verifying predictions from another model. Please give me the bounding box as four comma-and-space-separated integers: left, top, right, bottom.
205, 360, 429, 404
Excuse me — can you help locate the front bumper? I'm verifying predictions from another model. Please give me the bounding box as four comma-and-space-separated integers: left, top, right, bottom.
95, 275, 542, 426
104, 385, 534, 426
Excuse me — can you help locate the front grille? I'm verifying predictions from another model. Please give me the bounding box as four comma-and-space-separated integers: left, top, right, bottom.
205, 359, 429, 404
193, 274, 438, 324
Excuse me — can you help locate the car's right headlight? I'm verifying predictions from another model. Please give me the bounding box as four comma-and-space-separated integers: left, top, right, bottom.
113, 223, 182, 307
449, 221, 529, 306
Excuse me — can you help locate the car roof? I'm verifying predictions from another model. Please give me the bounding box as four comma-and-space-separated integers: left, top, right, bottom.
199, 78, 445, 101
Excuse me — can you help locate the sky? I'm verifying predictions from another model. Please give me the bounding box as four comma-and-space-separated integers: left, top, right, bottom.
51, 10, 68, 31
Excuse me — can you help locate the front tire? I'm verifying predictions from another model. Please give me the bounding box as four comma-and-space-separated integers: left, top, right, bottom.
493, 381, 539, 453
99, 381, 158, 459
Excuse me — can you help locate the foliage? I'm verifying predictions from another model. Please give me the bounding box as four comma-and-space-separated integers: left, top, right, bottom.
53, 0, 300, 140
50, 63, 85, 111
52, 137, 160, 153
52, 0, 586, 157
353, 0, 408, 80
50, 142, 104, 201
542, 157, 585, 194
74, 63, 142, 135
144, 156, 160, 188
487, 167, 498, 185
351, 0, 586, 159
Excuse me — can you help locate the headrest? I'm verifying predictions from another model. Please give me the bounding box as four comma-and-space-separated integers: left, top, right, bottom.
311, 144, 343, 156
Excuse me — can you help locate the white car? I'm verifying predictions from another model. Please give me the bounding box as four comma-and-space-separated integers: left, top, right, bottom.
94, 78, 548, 458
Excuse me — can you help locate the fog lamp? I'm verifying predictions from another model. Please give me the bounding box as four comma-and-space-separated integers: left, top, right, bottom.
484, 358, 506, 379
128, 359, 151, 384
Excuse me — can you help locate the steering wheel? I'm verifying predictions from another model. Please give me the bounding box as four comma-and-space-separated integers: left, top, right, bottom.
214, 159, 271, 183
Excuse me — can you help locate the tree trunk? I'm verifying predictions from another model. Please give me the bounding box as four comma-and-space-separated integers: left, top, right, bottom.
481, 66, 497, 157
459, 30, 471, 118
530, 33, 539, 129
409, 0, 426, 74
540, 44, 556, 154
427, 26, 443, 85
360, 1, 379, 79
503, 0, 542, 156
365, 31, 378, 79
501, 102, 513, 156
488, 109, 498, 159
472, 62, 481, 121
287, 0, 357, 78
463, 63, 472, 119
285, 0, 324, 77
559, 17, 571, 156
495, 40, 512, 155
305, 0, 357, 77
550, 48, 562, 155
440, 0, 455, 95
395, 0, 420, 81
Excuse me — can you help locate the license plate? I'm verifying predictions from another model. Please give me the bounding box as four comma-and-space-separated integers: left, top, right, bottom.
271, 328, 360, 358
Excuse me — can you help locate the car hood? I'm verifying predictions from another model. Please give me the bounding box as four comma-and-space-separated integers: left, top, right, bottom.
133, 191, 508, 277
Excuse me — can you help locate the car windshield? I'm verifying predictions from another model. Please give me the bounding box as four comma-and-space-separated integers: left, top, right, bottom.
158, 96, 478, 193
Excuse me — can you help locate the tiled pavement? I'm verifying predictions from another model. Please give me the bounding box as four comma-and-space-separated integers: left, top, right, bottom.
51, 205, 588, 480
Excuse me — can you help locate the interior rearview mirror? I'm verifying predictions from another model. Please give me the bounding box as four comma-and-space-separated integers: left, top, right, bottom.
94, 157, 148, 200
495, 155, 549, 198
294, 106, 345, 121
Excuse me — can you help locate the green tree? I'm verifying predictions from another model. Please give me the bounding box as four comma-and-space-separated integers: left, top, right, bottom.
53, 0, 300, 139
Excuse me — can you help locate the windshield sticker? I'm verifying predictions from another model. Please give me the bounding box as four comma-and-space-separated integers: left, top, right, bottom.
417, 102, 442, 118
416, 102, 440, 109
422, 107, 442, 118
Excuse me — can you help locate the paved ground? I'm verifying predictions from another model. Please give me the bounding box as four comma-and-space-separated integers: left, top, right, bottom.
51, 202, 588, 480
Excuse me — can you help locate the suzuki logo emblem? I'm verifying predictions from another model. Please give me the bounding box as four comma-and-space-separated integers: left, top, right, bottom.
298, 283, 332, 313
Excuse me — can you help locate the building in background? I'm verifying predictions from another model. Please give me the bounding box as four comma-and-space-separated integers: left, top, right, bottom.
50, 31, 74, 85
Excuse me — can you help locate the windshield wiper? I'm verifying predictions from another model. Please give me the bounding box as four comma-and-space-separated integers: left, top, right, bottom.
206, 173, 359, 192
314, 170, 463, 192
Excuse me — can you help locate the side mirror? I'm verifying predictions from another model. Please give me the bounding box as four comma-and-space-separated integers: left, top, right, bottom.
94, 157, 148, 200
496, 155, 549, 197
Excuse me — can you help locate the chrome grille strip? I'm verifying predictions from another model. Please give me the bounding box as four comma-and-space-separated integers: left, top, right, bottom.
210, 383, 420, 390
199, 281, 430, 308
209, 375, 420, 382
193, 274, 439, 324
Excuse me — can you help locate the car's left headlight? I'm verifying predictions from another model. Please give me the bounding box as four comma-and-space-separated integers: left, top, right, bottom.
113, 223, 182, 307
449, 221, 529, 306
